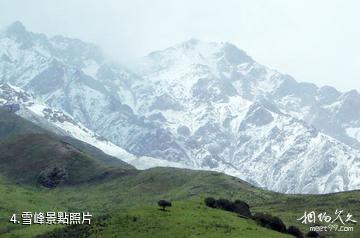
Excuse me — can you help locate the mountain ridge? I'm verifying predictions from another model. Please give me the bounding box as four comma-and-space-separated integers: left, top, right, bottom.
0, 21, 359, 194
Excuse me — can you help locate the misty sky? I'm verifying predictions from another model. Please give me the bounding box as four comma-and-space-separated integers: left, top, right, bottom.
0, 0, 359, 92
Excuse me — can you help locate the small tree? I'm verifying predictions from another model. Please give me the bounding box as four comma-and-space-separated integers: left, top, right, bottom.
38, 166, 68, 188
158, 200, 172, 211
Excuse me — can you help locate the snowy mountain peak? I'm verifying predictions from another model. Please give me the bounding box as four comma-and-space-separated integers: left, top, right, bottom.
0, 21, 104, 69
5, 21, 27, 35
341, 89, 360, 100
132, 39, 360, 194
1, 21, 38, 49
143, 39, 253, 73
219, 42, 254, 64
172, 38, 251, 58
178, 38, 201, 48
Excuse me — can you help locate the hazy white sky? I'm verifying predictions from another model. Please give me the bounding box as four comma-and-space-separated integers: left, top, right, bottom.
0, 0, 359, 91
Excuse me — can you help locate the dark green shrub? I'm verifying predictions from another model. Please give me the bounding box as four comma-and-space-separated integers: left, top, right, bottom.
204, 197, 217, 208
216, 198, 234, 211
204, 198, 251, 218
234, 200, 251, 218
287, 225, 304, 238
306, 231, 320, 238
253, 213, 286, 233
38, 166, 68, 188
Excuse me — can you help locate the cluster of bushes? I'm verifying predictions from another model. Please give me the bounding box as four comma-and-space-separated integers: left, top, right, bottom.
204, 197, 251, 218
253, 213, 320, 237
204, 197, 306, 238
252, 213, 287, 233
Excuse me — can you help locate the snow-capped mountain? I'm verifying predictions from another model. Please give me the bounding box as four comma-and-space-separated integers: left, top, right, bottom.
0, 82, 187, 170
0, 22, 359, 194
0, 81, 132, 158
0, 21, 189, 165
134, 39, 360, 150
131, 39, 360, 193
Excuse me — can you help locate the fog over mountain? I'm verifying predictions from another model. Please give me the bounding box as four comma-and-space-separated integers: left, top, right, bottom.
0, 22, 359, 194
1, 0, 360, 92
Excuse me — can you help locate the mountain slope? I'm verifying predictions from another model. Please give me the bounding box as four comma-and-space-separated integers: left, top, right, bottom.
0, 107, 134, 172
0, 82, 153, 169
1, 22, 360, 194
0, 81, 189, 171
0, 133, 116, 186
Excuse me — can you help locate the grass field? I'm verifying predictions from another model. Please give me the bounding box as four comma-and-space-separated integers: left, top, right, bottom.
0, 168, 358, 238
35, 200, 292, 238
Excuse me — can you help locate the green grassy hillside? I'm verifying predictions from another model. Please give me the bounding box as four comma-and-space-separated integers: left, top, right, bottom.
0, 108, 134, 170
0, 108, 47, 138
36, 200, 291, 238
0, 133, 125, 186
0, 168, 358, 238
62, 136, 134, 169
0, 110, 359, 238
